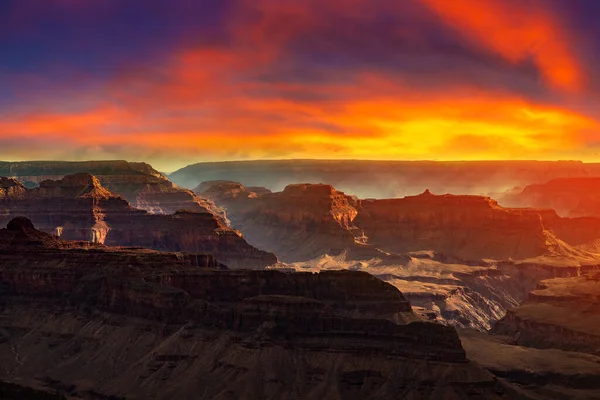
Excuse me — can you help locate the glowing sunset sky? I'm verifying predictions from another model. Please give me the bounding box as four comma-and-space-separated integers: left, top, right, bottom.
2, 0, 600, 170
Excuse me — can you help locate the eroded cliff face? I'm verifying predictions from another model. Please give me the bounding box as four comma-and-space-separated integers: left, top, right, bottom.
355, 190, 554, 261
0, 218, 512, 400
500, 177, 600, 218
199, 182, 600, 329
0, 160, 221, 216
492, 273, 600, 355
202, 183, 367, 262
0, 173, 131, 243
0, 175, 276, 269
205, 184, 586, 264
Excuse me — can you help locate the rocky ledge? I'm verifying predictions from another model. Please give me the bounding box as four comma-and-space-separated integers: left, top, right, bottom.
0, 160, 221, 216
200, 182, 377, 262
492, 273, 600, 355
0, 218, 512, 399
0, 174, 276, 269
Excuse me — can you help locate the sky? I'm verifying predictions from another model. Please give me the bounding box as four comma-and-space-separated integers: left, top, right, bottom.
2, 0, 600, 171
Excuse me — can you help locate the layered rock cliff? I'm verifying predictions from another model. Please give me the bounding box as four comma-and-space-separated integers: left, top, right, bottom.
201, 182, 371, 262
354, 190, 556, 261
0, 160, 221, 216
500, 177, 600, 218
0, 175, 276, 269
0, 218, 514, 399
492, 273, 600, 355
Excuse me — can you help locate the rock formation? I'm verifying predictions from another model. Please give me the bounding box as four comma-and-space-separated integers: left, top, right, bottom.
201, 182, 373, 262
0, 174, 276, 269
355, 190, 555, 260
500, 177, 600, 218
0, 160, 221, 216
492, 272, 600, 355
170, 159, 600, 198
460, 329, 600, 399
203, 183, 584, 263
0, 218, 514, 399
200, 182, 600, 330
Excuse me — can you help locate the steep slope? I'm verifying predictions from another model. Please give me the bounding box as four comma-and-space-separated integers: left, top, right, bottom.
355, 190, 556, 260
0, 174, 276, 269
493, 273, 600, 355
0, 160, 220, 215
0, 218, 514, 400
201, 182, 374, 262
500, 177, 600, 218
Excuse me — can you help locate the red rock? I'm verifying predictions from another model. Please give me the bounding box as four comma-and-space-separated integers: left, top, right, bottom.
0, 160, 221, 216
0, 174, 276, 269
202, 182, 368, 262
501, 177, 600, 218
354, 191, 553, 260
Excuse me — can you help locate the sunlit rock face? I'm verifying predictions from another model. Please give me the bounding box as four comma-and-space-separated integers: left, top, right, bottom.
0, 160, 223, 217
200, 181, 600, 331
0, 174, 276, 269
354, 190, 552, 261
200, 182, 370, 263
500, 177, 600, 218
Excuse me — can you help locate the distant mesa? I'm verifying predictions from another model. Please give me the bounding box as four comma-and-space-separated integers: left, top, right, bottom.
168, 159, 600, 198
500, 176, 600, 218
201, 180, 592, 263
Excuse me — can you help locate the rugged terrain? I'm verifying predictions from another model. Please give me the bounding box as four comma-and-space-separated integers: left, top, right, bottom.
460, 329, 600, 400
0, 174, 276, 269
457, 272, 600, 399
202, 182, 368, 262
200, 181, 600, 329
492, 273, 600, 355
0, 218, 513, 400
500, 177, 600, 218
0, 160, 220, 216
172, 159, 600, 198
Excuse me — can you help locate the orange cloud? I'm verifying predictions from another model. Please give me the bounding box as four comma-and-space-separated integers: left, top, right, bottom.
420, 0, 582, 91
1, 66, 595, 168
0, 0, 596, 170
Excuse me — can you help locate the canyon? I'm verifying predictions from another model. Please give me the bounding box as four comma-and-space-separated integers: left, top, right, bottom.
2, 159, 600, 398
0, 218, 511, 399
500, 177, 600, 218
171, 159, 600, 198
199, 181, 600, 330
0, 160, 221, 216
0, 173, 276, 269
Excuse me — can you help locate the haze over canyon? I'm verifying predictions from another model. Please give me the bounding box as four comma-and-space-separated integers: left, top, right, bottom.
0, 159, 599, 399
5, 0, 600, 398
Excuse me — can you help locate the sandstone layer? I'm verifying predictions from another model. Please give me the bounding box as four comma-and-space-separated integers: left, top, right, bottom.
500, 177, 600, 218
460, 329, 600, 400
0, 174, 276, 269
201, 182, 369, 262
355, 191, 554, 260
492, 273, 600, 355
201, 181, 600, 330
0, 160, 221, 216
0, 218, 513, 400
